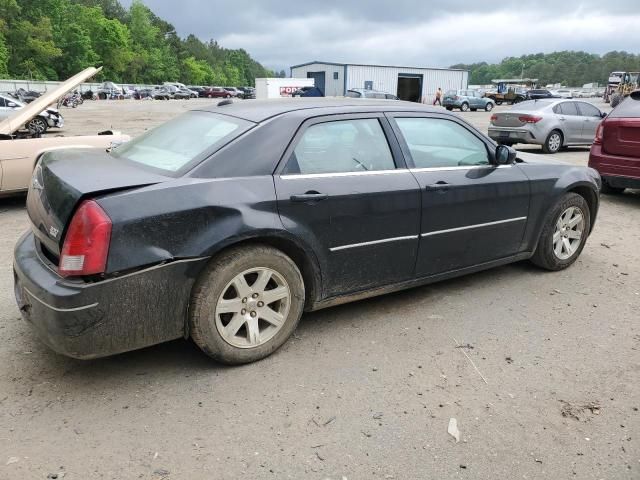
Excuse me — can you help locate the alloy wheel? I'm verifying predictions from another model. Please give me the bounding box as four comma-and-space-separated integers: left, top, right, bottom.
552, 206, 585, 260
548, 132, 562, 152
215, 267, 291, 348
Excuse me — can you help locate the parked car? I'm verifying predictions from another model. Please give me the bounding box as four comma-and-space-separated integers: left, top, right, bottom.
443, 89, 495, 112
175, 87, 193, 99
0, 94, 63, 134
188, 86, 207, 98
345, 89, 398, 100
292, 86, 325, 97
238, 87, 256, 99
588, 90, 640, 193
222, 87, 242, 98
13, 99, 600, 363
203, 87, 232, 98
11, 88, 41, 104
488, 99, 607, 153
526, 89, 560, 100
96, 81, 124, 100
133, 88, 154, 100
0, 67, 129, 197
152, 87, 172, 100
555, 89, 573, 99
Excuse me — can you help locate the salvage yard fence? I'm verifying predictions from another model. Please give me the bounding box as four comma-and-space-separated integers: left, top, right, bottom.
0, 78, 157, 94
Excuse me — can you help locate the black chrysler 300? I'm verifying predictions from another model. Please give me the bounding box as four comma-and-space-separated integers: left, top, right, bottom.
13, 99, 601, 364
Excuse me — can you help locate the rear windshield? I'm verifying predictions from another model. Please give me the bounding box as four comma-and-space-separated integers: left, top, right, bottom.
609, 96, 640, 118
110, 111, 252, 173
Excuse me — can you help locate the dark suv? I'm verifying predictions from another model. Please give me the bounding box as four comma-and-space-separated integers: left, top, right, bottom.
527, 89, 560, 100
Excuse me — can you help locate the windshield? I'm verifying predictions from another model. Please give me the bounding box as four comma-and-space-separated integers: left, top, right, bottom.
110, 111, 252, 173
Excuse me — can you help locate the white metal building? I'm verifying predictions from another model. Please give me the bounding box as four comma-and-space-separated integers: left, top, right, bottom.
290, 61, 468, 102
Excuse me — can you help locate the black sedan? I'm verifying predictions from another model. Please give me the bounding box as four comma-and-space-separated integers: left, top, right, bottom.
526, 89, 561, 100
13, 99, 601, 364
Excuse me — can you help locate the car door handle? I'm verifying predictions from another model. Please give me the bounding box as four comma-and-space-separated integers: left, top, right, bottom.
425, 181, 450, 192
290, 191, 328, 203
558, 117, 566, 121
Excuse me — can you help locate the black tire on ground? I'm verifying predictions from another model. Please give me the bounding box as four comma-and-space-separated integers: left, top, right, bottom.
600, 180, 625, 195
446, 106, 453, 111
542, 129, 563, 154
225, 94, 231, 98
190, 245, 305, 365
485, 103, 494, 112
460, 102, 469, 112
495, 100, 503, 105
531, 193, 591, 271
530, 193, 590, 271
610, 94, 623, 108
470, 108, 477, 112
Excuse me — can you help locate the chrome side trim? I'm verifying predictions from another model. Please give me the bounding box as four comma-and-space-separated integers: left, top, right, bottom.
410, 164, 512, 173
280, 169, 408, 180
23, 287, 98, 312
421, 217, 527, 237
330, 235, 418, 252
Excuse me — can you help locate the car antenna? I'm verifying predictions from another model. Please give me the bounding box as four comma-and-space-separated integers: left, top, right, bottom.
218, 99, 233, 107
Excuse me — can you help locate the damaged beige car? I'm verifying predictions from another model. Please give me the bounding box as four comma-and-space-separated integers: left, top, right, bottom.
0, 67, 129, 197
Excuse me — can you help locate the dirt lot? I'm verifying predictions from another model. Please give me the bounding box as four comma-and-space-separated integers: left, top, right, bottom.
0, 98, 638, 480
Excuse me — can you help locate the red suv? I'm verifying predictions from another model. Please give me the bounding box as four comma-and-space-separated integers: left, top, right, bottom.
589, 90, 640, 193
203, 87, 232, 99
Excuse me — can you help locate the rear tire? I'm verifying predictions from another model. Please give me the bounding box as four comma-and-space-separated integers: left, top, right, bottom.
600, 180, 625, 195
542, 130, 563, 154
190, 245, 305, 365
530, 193, 590, 271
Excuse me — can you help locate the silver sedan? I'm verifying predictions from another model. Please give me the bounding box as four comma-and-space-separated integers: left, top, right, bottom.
488, 99, 607, 153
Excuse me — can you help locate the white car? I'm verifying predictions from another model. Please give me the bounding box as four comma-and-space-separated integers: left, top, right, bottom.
0, 94, 63, 133
555, 89, 573, 99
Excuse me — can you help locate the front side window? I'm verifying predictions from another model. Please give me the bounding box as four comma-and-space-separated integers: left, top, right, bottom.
576, 102, 601, 117
395, 117, 489, 168
111, 111, 252, 173
284, 118, 395, 174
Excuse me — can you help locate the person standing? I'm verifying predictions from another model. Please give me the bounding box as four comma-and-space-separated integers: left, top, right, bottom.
433, 87, 443, 106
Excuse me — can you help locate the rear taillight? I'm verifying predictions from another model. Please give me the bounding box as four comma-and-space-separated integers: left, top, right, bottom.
593, 121, 604, 145
454, 95, 460, 100
518, 115, 543, 124
490, 114, 498, 123
59, 200, 112, 277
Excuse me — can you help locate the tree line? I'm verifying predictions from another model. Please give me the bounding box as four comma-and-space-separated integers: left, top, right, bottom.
0, 0, 274, 86
451, 51, 640, 87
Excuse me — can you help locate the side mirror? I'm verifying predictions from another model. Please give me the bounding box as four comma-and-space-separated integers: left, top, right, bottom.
495, 144, 517, 165
600, 111, 608, 118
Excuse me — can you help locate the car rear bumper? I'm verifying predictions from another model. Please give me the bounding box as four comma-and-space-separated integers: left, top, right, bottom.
589, 144, 640, 189
13, 231, 207, 359
488, 127, 539, 145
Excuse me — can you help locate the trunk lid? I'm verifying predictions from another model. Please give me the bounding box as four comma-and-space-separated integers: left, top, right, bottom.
27, 148, 169, 259
490, 112, 527, 127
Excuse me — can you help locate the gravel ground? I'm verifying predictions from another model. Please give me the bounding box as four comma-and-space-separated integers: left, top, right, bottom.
0, 98, 638, 480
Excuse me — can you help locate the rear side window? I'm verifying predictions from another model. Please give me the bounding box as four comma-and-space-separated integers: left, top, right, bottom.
576, 102, 601, 117
558, 102, 578, 116
395, 117, 489, 168
111, 111, 252, 173
284, 119, 395, 174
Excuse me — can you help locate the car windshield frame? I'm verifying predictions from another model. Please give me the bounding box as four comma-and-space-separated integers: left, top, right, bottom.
109, 110, 255, 177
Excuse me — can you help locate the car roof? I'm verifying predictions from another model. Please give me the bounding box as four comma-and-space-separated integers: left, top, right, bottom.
194, 98, 438, 122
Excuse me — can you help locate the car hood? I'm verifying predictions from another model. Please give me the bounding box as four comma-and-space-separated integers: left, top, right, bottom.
0, 66, 101, 136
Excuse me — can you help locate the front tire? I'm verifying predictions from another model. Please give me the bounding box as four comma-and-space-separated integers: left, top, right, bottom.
542, 130, 563, 154
26, 117, 48, 134
460, 102, 469, 112
485, 102, 494, 112
610, 94, 623, 108
530, 193, 590, 271
190, 245, 305, 364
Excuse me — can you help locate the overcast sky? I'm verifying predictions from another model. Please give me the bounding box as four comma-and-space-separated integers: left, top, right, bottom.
121, 0, 639, 71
